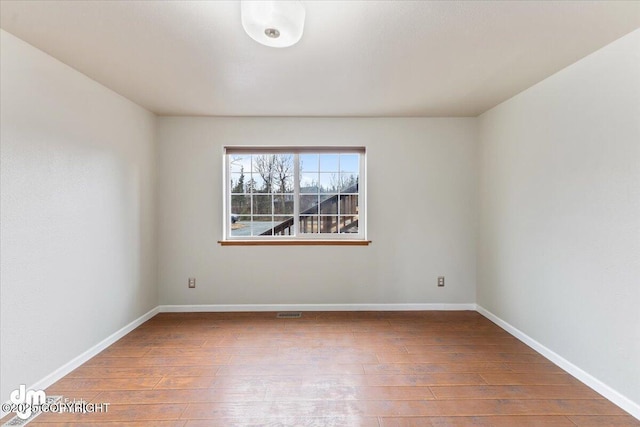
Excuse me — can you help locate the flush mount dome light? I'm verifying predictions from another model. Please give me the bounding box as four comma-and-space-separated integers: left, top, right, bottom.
241, 0, 305, 48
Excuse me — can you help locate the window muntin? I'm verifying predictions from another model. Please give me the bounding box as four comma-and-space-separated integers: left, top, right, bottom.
224, 148, 365, 240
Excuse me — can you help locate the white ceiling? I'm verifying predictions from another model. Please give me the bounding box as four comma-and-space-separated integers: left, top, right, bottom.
1, 1, 639, 117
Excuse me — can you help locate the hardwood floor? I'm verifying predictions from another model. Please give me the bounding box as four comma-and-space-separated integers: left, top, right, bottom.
4, 311, 638, 426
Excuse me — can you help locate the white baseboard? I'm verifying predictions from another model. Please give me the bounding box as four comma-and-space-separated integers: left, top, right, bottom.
476, 305, 640, 420
1, 306, 159, 419
158, 303, 477, 312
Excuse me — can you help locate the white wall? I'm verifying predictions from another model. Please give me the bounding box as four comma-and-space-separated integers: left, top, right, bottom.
478, 29, 640, 407
157, 117, 477, 306
0, 30, 157, 403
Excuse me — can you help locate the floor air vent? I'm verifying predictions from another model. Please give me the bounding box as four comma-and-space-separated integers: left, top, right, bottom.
276, 312, 302, 318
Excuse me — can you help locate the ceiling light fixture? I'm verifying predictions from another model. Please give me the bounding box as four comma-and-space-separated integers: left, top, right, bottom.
241, 0, 305, 48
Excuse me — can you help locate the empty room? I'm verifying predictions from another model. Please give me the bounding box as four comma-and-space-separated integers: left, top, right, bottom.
1, 0, 639, 425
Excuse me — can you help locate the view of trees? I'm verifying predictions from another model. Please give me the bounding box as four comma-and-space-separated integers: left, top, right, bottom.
230, 153, 359, 221
231, 154, 293, 217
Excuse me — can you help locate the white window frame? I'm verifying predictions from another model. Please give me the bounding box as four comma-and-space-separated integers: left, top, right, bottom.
223, 146, 366, 242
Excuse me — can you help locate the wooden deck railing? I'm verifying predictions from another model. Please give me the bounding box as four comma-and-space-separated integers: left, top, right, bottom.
261, 191, 358, 236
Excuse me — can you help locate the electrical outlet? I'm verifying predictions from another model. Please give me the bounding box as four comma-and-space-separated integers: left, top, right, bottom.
437, 276, 445, 287
188, 278, 196, 288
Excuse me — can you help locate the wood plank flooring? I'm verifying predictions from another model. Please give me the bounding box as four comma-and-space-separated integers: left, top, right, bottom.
4, 311, 638, 426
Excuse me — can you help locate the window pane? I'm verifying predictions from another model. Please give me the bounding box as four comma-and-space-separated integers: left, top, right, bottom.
319, 173, 359, 193
319, 173, 338, 193
274, 194, 294, 214
252, 155, 275, 192
299, 215, 318, 233
250, 174, 266, 193
230, 155, 251, 174
339, 173, 359, 193
231, 195, 251, 216
273, 154, 294, 193
340, 194, 358, 215
300, 173, 319, 193
252, 154, 273, 173
252, 154, 294, 194
275, 174, 294, 193
320, 154, 339, 172
252, 216, 276, 236
253, 195, 272, 215
271, 216, 295, 236
230, 215, 251, 237
300, 195, 319, 214
230, 173, 247, 193
319, 216, 339, 233
319, 194, 338, 214
339, 215, 359, 233
340, 154, 359, 173
300, 154, 318, 172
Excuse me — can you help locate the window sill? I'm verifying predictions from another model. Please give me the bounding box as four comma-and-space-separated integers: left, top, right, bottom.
218, 240, 371, 246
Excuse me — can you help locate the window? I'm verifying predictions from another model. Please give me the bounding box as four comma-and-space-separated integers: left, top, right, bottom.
223, 147, 366, 243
